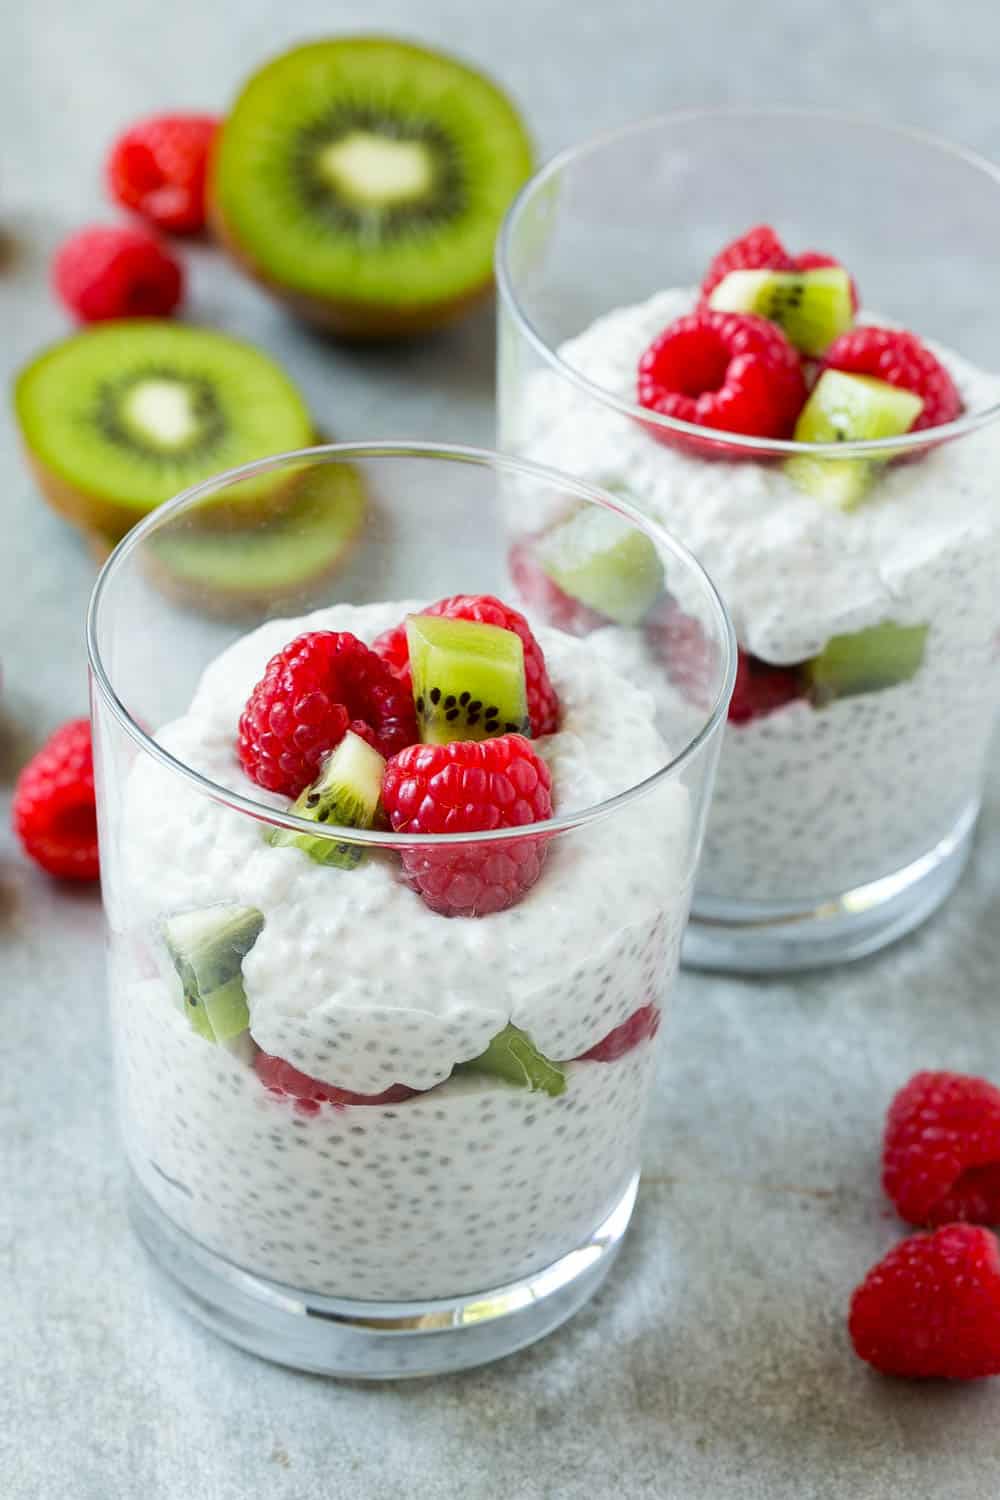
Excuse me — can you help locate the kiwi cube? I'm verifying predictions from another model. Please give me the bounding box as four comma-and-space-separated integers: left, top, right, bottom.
534, 508, 665, 627
786, 370, 924, 510
456, 1024, 566, 1096
805, 621, 929, 706
407, 615, 530, 744
164, 904, 264, 1043
269, 730, 386, 868
709, 266, 854, 356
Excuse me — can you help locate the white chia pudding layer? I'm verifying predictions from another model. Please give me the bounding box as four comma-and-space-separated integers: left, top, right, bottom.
116, 601, 691, 1299
509, 288, 1000, 903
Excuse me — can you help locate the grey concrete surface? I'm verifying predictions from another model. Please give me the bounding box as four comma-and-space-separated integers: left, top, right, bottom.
4, 1, 1000, 1495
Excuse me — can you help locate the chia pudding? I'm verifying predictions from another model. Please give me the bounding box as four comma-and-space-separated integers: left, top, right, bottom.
506, 283, 1000, 905
115, 600, 693, 1301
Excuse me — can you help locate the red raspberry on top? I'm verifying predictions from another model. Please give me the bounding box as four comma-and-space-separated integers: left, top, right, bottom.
883, 1070, 1000, 1228
381, 734, 552, 917
238, 631, 417, 796
52, 225, 183, 323
13, 718, 99, 881
849, 1224, 1000, 1379
637, 309, 806, 445
580, 1003, 661, 1063
728, 649, 805, 725
823, 327, 962, 431
107, 113, 219, 235
255, 1052, 417, 1114
700, 224, 794, 299
372, 594, 560, 737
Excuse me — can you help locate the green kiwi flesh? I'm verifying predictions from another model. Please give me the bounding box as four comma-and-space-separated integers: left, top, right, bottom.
164, 904, 264, 1043
407, 615, 529, 744
148, 462, 366, 610
14, 321, 314, 540
210, 37, 534, 338
456, 1024, 566, 1096
805, 621, 929, 706
536, 508, 665, 626
786, 370, 924, 509
709, 267, 854, 356
269, 731, 386, 868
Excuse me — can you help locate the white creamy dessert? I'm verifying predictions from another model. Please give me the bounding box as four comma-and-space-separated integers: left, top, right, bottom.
117, 601, 691, 1299
508, 288, 1000, 902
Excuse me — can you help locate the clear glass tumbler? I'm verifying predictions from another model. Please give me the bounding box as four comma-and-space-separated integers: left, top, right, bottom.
87, 443, 733, 1377
497, 111, 1000, 972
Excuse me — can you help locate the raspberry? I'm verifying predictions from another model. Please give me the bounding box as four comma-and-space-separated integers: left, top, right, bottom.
372, 594, 560, 736
13, 718, 99, 881
238, 631, 417, 796
823, 327, 962, 431
728, 649, 804, 725
700, 224, 794, 299
255, 1052, 416, 1115
508, 539, 608, 637
883, 1071, 1000, 1228
645, 596, 717, 711
107, 114, 219, 234
52, 225, 184, 322
381, 735, 552, 918
637, 310, 806, 446
579, 1004, 661, 1062
849, 1224, 1000, 1379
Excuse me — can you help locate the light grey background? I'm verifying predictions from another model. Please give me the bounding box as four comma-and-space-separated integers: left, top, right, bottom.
3, 2, 1000, 1496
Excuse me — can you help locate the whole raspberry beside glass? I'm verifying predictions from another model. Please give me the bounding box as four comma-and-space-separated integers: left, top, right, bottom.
883, 1070, 1000, 1228
107, 113, 219, 235
13, 718, 99, 880
52, 225, 184, 322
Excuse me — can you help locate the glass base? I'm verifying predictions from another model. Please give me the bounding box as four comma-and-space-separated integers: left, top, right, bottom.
683, 802, 978, 974
128, 1169, 639, 1378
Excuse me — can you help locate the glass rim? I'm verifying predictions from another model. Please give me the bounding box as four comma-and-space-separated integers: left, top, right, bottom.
87, 440, 737, 849
495, 106, 1000, 456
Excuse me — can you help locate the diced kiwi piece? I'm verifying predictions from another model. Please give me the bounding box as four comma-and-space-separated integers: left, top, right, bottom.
786, 370, 924, 509
210, 38, 534, 338
268, 730, 386, 868
805, 621, 929, 706
709, 267, 854, 356
164, 904, 264, 1043
145, 462, 366, 617
13, 321, 314, 541
407, 615, 530, 744
534, 508, 665, 627
456, 1024, 566, 1097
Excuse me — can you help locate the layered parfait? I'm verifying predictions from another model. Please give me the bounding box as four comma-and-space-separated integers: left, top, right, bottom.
115, 586, 694, 1301
509, 225, 1000, 904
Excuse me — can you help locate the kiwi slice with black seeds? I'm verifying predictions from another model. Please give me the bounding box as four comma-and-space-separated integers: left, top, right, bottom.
210, 37, 533, 338
14, 321, 314, 540
269, 730, 386, 868
407, 614, 530, 744
456, 1024, 566, 1096
164, 904, 264, 1044
709, 266, 853, 356
535, 508, 665, 627
786, 369, 924, 509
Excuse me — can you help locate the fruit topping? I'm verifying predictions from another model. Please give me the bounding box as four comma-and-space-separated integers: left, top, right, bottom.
579, 1003, 661, 1062
381, 734, 552, 917
456, 1024, 566, 1096
728, 650, 805, 725
108, 114, 219, 235
268, 729, 386, 868
373, 594, 560, 737
508, 536, 610, 636
532, 508, 665, 627
805, 621, 928, 706
637, 309, 806, 445
12, 718, 100, 881
164, 904, 264, 1043
209, 37, 533, 338
14, 321, 314, 542
849, 1224, 1000, 1379
701, 224, 859, 312
52, 225, 184, 323
785, 369, 924, 508
708, 266, 853, 357
407, 614, 530, 744
823, 326, 962, 432
255, 1051, 417, 1113
884, 1071, 1000, 1229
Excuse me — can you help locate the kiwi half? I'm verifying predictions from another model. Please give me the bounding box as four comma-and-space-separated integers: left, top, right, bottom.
210, 37, 533, 338
535, 508, 665, 627
269, 730, 386, 868
14, 321, 314, 540
786, 370, 924, 509
407, 615, 530, 743
456, 1024, 566, 1096
146, 461, 366, 616
164, 904, 264, 1044
709, 267, 853, 356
